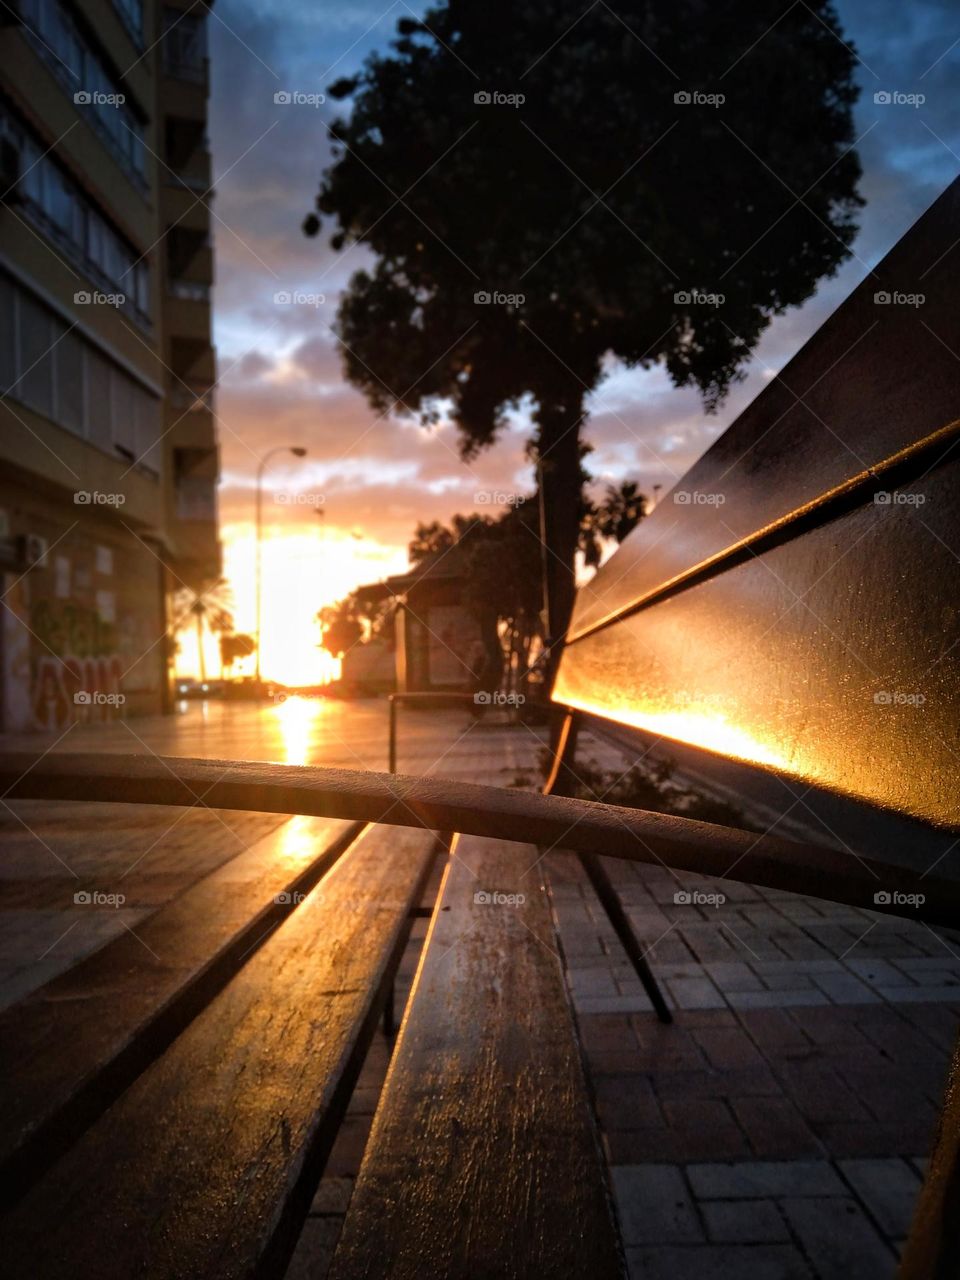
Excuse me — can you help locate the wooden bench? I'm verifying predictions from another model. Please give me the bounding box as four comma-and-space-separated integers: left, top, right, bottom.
3, 184, 960, 1279
0, 747, 958, 1278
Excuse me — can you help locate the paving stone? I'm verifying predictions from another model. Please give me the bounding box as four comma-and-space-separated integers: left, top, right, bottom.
731, 1098, 822, 1159
778, 1064, 870, 1126
811, 971, 882, 1004
687, 1160, 846, 1199
579, 1013, 638, 1052
596, 1076, 664, 1129
845, 958, 916, 987
758, 971, 816, 991
664, 977, 727, 1010
736, 1009, 811, 1052
310, 1176, 353, 1215
284, 1216, 342, 1280
626, 1244, 813, 1280
838, 1158, 922, 1238
779, 1196, 897, 1280
701, 1198, 790, 1243
727, 990, 829, 1010
577, 994, 659, 1014
818, 1118, 938, 1159
752, 960, 844, 975
703, 962, 764, 992
569, 966, 620, 997
656, 1063, 781, 1104
693, 1028, 766, 1071
612, 1164, 704, 1244
879, 986, 960, 1003
787, 1009, 871, 1046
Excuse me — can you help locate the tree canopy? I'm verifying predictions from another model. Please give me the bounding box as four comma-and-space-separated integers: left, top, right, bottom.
309, 0, 861, 665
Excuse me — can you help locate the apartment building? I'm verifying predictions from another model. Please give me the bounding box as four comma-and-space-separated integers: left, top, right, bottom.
0, 0, 219, 730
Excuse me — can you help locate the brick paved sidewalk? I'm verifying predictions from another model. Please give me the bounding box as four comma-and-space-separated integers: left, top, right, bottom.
551, 849, 956, 1279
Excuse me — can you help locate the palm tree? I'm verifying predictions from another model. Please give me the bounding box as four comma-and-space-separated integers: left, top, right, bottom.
171, 580, 234, 682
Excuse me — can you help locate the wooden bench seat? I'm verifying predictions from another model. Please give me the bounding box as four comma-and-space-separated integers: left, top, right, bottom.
0, 813, 361, 1197
328, 834, 624, 1280
1, 823, 441, 1280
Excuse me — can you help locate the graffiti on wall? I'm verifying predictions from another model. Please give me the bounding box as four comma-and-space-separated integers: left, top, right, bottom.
30, 600, 124, 730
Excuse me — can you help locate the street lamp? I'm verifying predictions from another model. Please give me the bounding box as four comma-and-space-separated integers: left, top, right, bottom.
255, 445, 307, 689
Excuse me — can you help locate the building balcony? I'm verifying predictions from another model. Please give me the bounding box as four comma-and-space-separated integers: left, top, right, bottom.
164, 291, 211, 346
169, 337, 215, 385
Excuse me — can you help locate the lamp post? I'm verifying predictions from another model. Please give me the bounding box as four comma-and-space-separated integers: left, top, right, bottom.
255, 445, 307, 690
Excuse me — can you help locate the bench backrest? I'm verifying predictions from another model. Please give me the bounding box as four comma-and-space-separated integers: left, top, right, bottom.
553, 177, 960, 838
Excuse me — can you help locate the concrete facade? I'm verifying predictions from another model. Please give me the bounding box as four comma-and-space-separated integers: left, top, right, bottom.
0, 0, 219, 729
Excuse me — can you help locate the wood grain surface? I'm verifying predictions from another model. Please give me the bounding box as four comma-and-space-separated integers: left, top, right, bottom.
329, 833, 626, 1279
0, 823, 440, 1280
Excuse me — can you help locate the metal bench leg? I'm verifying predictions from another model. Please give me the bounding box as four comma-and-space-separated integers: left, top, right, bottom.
579, 850, 673, 1024
546, 708, 673, 1025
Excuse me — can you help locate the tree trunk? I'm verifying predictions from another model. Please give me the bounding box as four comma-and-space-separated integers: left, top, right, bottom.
195, 612, 207, 684
535, 393, 584, 690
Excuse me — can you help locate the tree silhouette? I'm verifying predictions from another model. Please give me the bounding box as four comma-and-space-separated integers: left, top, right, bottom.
581, 480, 648, 568
171, 580, 234, 683
219, 633, 255, 676
309, 1, 861, 664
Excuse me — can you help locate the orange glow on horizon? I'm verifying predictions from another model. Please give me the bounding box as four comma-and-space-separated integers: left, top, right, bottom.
174, 524, 408, 686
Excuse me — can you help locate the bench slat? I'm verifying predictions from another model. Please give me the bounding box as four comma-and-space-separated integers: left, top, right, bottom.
0, 823, 440, 1280
0, 813, 361, 1198
329, 834, 626, 1280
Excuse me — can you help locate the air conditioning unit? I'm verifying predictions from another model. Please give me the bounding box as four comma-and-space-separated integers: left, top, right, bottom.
20, 534, 49, 568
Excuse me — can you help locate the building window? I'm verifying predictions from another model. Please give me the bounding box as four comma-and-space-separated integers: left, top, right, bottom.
20, 0, 147, 184
2, 270, 161, 474
174, 447, 218, 521
163, 8, 208, 83
112, 0, 144, 46
0, 105, 151, 323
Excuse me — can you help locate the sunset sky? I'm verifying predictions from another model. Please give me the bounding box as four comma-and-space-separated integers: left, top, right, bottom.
190, 0, 960, 685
